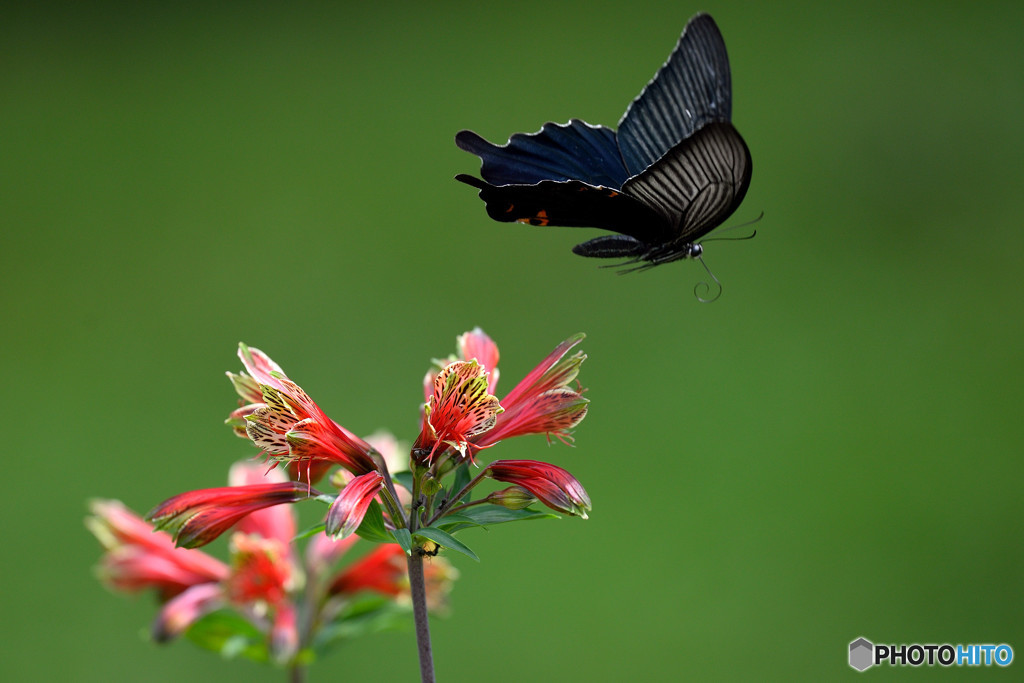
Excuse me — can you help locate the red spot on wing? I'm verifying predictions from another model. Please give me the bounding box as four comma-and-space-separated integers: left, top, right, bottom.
516, 208, 550, 227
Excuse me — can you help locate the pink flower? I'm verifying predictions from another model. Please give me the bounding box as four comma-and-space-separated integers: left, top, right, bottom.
421, 327, 501, 402
127, 462, 302, 643
413, 360, 503, 463
229, 462, 296, 547
413, 331, 589, 465
87, 500, 233, 642
233, 344, 379, 478
147, 482, 314, 549
87, 499, 228, 599
152, 583, 225, 642
225, 348, 278, 437
305, 533, 359, 577
325, 471, 385, 539
475, 333, 588, 448
487, 460, 592, 518
151, 533, 300, 645
225, 533, 295, 608
457, 327, 500, 393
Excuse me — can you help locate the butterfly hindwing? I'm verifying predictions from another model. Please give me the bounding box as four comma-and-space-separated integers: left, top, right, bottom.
571, 234, 649, 259
455, 174, 666, 239
621, 121, 751, 243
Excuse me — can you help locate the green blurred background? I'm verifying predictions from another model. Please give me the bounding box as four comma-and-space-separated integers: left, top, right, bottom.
3, 0, 1023, 680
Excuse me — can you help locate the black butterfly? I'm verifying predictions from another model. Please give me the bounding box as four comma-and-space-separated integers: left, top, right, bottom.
455, 13, 751, 272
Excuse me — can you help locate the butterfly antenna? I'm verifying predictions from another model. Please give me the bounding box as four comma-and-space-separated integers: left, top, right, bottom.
694, 255, 722, 303
700, 211, 764, 243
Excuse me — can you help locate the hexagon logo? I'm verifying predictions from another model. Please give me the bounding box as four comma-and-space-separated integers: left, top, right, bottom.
849, 637, 874, 671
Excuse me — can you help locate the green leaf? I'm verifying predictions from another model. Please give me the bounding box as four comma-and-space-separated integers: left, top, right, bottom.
391, 527, 412, 555
449, 462, 472, 503
445, 504, 558, 527
414, 526, 479, 562
185, 610, 268, 663
313, 596, 411, 657
354, 499, 392, 543
293, 522, 326, 542
431, 512, 486, 528
393, 470, 414, 493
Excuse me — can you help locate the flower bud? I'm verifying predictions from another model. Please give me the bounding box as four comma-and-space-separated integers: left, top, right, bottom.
422, 474, 443, 496
485, 486, 538, 510
487, 459, 591, 518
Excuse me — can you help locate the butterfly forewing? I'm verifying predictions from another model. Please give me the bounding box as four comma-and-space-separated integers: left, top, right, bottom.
617, 13, 733, 176
621, 122, 750, 243
455, 120, 629, 188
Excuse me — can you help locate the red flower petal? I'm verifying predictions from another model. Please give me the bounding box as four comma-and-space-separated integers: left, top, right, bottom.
487, 459, 591, 518
147, 483, 314, 549
325, 471, 385, 540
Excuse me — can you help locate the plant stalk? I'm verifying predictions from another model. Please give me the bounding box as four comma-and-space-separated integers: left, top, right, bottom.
407, 550, 436, 683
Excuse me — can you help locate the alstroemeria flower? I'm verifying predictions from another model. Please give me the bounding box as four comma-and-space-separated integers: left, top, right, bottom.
229, 462, 297, 547
152, 533, 300, 645
413, 360, 503, 463
487, 459, 592, 518
87, 499, 229, 599
152, 582, 225, 642
225, 533, 296, 609
87, 500, 229, 642
329, 543, 407, 598
328, 544, 459, 612
305, 533, 360, 578
325, 471, 385, 540
147, 482, 315, 549
422, 328, 501, 402
232, 344, 379, 478
423, 331, 588, 459
457, 327, 500, 393
225, 347, 280, 437
474, 333, 588, 448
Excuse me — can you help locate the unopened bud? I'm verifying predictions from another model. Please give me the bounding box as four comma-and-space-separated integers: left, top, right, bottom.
486, 486, 537, 510
422, 474, 442, 496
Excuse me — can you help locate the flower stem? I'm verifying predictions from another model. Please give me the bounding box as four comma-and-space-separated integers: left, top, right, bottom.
440, 498, 491, 516
426, 466, 491, 526
407, 550, 436, 683
374, 449, 409, 529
